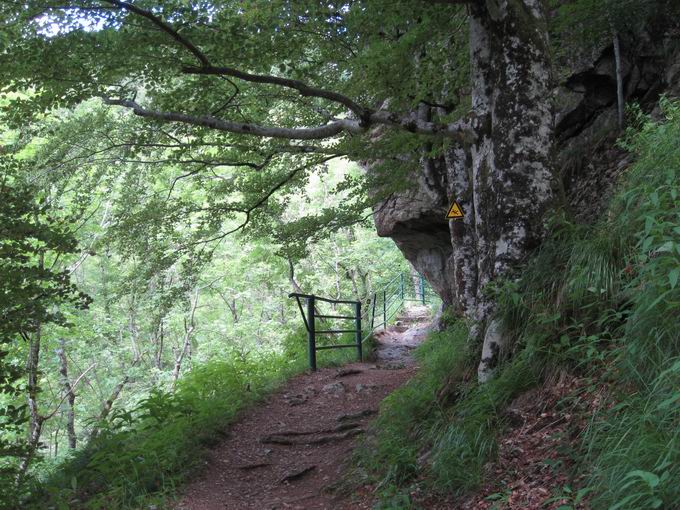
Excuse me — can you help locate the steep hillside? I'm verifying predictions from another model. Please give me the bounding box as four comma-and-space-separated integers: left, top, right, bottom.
354, 99, 680, 509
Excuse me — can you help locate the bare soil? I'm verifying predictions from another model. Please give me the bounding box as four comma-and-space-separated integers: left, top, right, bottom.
175, 306, 431, 510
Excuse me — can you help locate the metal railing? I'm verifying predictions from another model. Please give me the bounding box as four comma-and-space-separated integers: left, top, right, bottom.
289, 272, 435, 370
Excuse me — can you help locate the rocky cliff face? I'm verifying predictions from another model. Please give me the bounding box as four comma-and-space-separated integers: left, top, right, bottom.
373, 157, 456, 307
374, 26, 680, 310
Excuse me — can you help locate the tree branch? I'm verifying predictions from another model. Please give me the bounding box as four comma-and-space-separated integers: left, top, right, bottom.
103, 98, 476, 143
189, 154, 342, 244
102, 98, 363, 140
102, 0, 366, 121
90, 3, 477, 142
183, 65, 368, 119
43, 363, 97, 422
369, 111, 475, 142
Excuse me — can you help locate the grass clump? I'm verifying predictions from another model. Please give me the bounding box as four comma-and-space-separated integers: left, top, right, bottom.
359, 322, 471, 486
429, 355, 539, 493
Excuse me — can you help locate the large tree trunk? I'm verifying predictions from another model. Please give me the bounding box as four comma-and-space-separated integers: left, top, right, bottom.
378, 1, 555, 381
458, 1, 555, 381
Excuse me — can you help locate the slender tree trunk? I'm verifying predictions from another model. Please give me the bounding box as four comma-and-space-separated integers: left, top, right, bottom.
228, 298, 239, 323
154, 319, 164, 370
612, 28, 625, 130
53, 427, 59, 458
410, 265, 422, 301
217, 290, 240, 323
127, 299, 141, 361
333, 238, 342, 302
18, 249, 46, 481
287, 257, 304, 294
338, 261, 361, 300
352, 266, 370, 301
287, 257, 325, 321
172, 289, 199, 386
18, 326, 44, 480
57, 339, 77, 449
88, 352, 139, 443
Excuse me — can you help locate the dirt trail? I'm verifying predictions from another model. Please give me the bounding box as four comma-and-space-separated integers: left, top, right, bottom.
176, 306, 431, 510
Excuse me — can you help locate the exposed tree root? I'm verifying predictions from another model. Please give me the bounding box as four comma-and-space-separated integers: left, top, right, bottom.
279, 465, 316, 483
262, 427, 364, 446
336, 409, 376, 422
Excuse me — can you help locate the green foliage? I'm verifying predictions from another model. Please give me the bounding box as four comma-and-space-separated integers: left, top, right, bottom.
495, 98, 680, 509
0, 157, 90, 502
356, 323, 538, 501
27, 342, 357, 509
0, 159, 91, 335
579, 99, 680, 510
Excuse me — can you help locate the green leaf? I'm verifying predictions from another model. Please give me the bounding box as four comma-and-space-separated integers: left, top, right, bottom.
623, 469, 660, 489
669, 268, 680, 289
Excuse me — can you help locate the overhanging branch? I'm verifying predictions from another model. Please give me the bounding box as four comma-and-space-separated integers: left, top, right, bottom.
103, 98, 476, 143
184, 66, 368, 120
102, 98, 363, 140
95, 2, 476, 144
101, 0, 210, 66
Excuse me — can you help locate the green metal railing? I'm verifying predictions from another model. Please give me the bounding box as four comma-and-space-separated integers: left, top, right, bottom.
290, 272, 435, 370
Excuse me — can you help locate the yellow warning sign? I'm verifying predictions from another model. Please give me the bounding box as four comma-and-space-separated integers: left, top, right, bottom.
446, 201, 464, 219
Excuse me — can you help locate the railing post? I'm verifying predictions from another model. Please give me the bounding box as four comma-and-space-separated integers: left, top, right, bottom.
371, 292, 377, 330
420, 275, 426, 305
382, 290, 387, 330
355, 301, 362, 362
400, 273, 404, 301
307, 296, 317, 371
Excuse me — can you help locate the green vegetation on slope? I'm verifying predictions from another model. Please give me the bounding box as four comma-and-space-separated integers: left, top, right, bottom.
359, 100, 680, 509
25, 329, 369, 509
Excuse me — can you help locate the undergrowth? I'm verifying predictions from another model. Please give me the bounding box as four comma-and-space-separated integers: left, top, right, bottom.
24, 327, 359, 509
360, 99, 680, 509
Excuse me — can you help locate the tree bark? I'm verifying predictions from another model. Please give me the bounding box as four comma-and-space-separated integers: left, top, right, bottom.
57, 339, 77, 449
88, 356, 139, 442
172, 289, 199, 386
154, 318, 164, 370
442, 1, 555, 381
18, 325, 44, 481
612, 29, 625, 130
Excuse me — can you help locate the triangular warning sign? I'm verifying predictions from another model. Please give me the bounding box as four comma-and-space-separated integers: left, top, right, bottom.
446, 201, 464, 219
